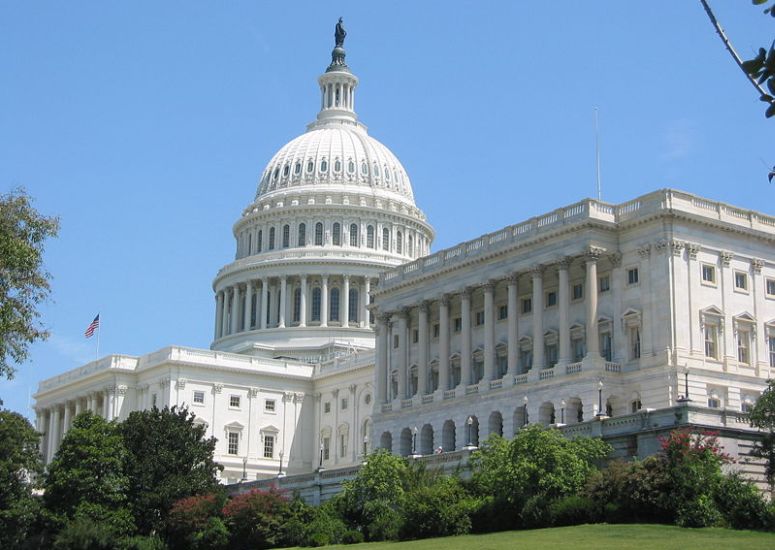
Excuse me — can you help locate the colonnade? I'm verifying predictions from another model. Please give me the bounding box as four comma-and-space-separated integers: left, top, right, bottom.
215, 275, 376, 340
376, 248, 627, 404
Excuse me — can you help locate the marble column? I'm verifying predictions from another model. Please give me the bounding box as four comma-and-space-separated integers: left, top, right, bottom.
558, 258, 571, 365
396, 312, 408, 399
75, 397, 83, 416
484, 282, 496, 382
460, 289, 472, 386
585, 250, 601, 359
260, 278, 269, 330
215, 291, 224, 339
531, 266, 545, 369
62, 402, 71, 435
321, 276, 329, 327
507, 274, 519, 377
220, 289, 229, 337
231, 286, 240, 334
376, 315, 388, 404
439, 295, 450, 391
418, 302, 429, 395
360, 277, 370, 328
299, 276, 307, 327
342, 275, 350, 327
279, 276, 287, 328
244, 280, 253, 331
106, 388, 116, 421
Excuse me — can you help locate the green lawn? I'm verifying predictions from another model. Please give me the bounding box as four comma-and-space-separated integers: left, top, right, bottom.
294, 524, 775, 549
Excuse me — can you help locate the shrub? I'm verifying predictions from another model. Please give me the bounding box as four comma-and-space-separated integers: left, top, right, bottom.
302, 504, 348, 547
53, 517, 115, 550
119, 535, 168, 550
713, 473, 769, 530
520, 494, 553, 529
549, 495, 596, 526
400, 476, 472, 539
676, 494, 722, 528
166, 493, 225, 549
222, 489, 289, 550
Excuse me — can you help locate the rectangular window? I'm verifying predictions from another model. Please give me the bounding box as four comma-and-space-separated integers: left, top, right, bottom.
545, 291, 557, 308
572, 283, 583, 300
545, 344, 558, 367
323, 437, 330, 460
572, 338, 585, 362
393, 334, 399, 348
734, 271, 748, 291
229, 395, 241, 408
324, 402, 331, 414
341, 398, 348, 410
599, 275, 610, 292
453, 317, 462, 332
705, 325, 719, 359
263, 435, 274, 458
708, 395, 721, 409
627, 268, 639, 285
412, 329, 419, 344
433, 323, 440, 338
498, 304, 508, 320
193, 391, 204, 404
601, 333, 612, 362
770, 337, 775, 368
737, 330, 750, 365
767, 278, 775, 297
701, 264, 716, 284
265, 399, 275, 412
475, 311, 485, 326
629, 327, 641, 360
521, 298, 532, 314
340, 434, 347, 457
519, 349, 533, 372
227, 432, 239, 455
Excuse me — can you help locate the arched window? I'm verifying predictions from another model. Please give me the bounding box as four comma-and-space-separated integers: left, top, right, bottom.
333, 223, 341, 246
257, 230, 263, 252
348, 160, 355, 174
293, 288, 301, 323
330, 288, 340, 322
312, 288, 321, 321
315, 222, 324, 246
298, 223, 306, 247
268, 227, 275, 250
334, 159, 341, 172
348, 288, 359, 323
361, 162, 368, 176
294, 161, 301, 175
382, 227, 390, 251
408, 235, 414, 257
282, 225, 290, 248
306, 160, 314, 173
396, 231, 403, 254
349, 224, 358, 247
367, 225, 375, 248
320, 159, 328, 172
283, 164, 289, 177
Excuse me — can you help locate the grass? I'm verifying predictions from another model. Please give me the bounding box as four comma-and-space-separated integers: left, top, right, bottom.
296, 524, 775, 549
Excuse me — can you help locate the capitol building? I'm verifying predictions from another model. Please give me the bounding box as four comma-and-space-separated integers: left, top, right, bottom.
34, 25, 775, 489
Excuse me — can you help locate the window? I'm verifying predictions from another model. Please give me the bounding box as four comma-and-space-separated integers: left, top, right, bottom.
735, 271, 748, 291
599, 275, 610, 292
498, 305, 508, 320
572, 338, 585, 362
323, 437, 330, 460
767, 278, 775, 297
367, 225, 375, 248
519, 348, 533, 372
349, 223, 358, 247
701, 264, 716, 284
341, 398, 348, 410
572, 283, 583, 300
396, 231, 403, 254
294, 161, 301, 175
307, 160, 314, 173
340, 434, 347, 457
323, 401, 331, 413
348, 160, 355, 174
298, 223, 306, 246
522, 298, 532, 314
393, 334, 399, 348
330, 288, 340, 321
741, 396, 756, 414
263, 434, 274, 458
453, 317, 462, 332
312, 287, 321, 321
334, 159, 341, 172
433, 323, 440, 338
229, 395, 241, 408
412, 329, 419, 343
707, 390, 721, 409
257, 230, 263, 252
361, 162, 368, 176
627, 267, 639, 285
283, 164, 289, 177
382, 227, 390, 251
601, 332, 612, 362
268, 227, 275, 250
545, 344, 558, 367
497, 353, 508, 377
282, 224, 290, 248
333, 223, 341, 246
348, 288, 359, 323
227, 432, 239, 455
475, 311, 485, 326
770, 336, 775, 368
631, 399, 642, 413
315, 222, 323, 246
293, 288, 301, 323
193, 391, 205, 404
545, 291, 557, 307
737, 329, 751, 365
705, 324, 719, 359
408, 235, 414, 257
629, 327, 641, 360
265, 399, 275, 412
320, 159, 328, 172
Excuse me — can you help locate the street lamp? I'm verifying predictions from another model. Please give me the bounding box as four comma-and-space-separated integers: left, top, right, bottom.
677, 366, 692, 403
523, 395, 529, 426
411, 426, 418, 456
362, 435, 368, 457
318, 442, 324, 471
560, 399, 566, 425
241, 457, 248, 482
596, 380, 606, 418
278, 450, 285, 478
466, 416, 473, 447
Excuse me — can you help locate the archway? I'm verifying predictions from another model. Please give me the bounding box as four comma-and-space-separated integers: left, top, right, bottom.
420, 424, 434, 455
380, 431, 392, 453
488, 411, 503, 438
399, 427, 413, 457
442, 420, 456, 452
539, 402, 556, 425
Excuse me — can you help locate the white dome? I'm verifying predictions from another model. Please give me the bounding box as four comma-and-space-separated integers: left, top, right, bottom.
256, 124, 415, 206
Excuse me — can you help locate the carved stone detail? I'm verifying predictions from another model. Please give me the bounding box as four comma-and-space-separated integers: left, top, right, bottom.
685, 243, 700, 260
720, 251, 734, 266
212, 384, 223, 394
608, 252, 622, 268
751, 258, 764, 273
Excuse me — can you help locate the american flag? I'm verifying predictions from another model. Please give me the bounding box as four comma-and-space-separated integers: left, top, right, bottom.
84, 314, 100, 338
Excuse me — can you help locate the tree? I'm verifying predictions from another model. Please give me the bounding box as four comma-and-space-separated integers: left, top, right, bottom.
0, 409, 43, 547
43, 412, 134, 536
747, 378, 775, 491
0, 188, 58, 381
120, 406, 222, 535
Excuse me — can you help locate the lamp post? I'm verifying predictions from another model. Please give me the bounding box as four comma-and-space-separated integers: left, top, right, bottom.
523, 395, 529, 426
362, 435, 368, 458
560, 399, 566, 425
596, 379, 606, 418
466, 416, 473, 447
278, 450, 285, 478
241, 457, 248, 482
411, 426, 418, 456
318, 442, 324, 471
677, 366, 692, 403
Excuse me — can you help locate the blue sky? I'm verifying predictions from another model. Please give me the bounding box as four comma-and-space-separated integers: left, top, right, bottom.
1, 2, 772, 417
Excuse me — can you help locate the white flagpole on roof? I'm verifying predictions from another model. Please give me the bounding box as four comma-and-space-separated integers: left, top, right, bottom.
95, 314, 101, 360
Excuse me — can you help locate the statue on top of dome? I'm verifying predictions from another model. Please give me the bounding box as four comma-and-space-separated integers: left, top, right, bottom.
335, 17, 346, 48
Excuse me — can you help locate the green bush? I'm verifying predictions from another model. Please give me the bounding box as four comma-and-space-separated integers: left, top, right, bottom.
713, 474, 769, 530
222, 489, 289, 550
520, 494, 553, 529
400, 476, 472, 539
302, 503, 348, 546
549, 495, 596, 526
119, 535, 168, 550
53, 517, 115, 550
676, 494, 722, 528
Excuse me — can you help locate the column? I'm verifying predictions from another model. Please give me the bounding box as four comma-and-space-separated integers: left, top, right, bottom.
75, 397, 83, 416
439, 295, 450, 391
62, 402, 71, 435
639, 246, 654, 357
279, 276, 287, 328
360, 277, 370, 328
299, 276, 308, 327
46, 408, 57, 463
106, 388, 116, 421
215, 291, 224, 339
86, 394, 94, 414
231, 286, 241, 334
321, 276, 329, 327
507, 274, 519, 377
260, 278, 269, 330
220, 288, 229, 337
483, 282, 496, 381
558, 258, 571, 365
460, 289, 472, 387
396, 312, 408, 399
418, 302, 429, 395
342, 275, 350, 327
531, 266, 545, 369
244, 280, 253, 331
376, 315, 388, 404
585, 249, 601, 359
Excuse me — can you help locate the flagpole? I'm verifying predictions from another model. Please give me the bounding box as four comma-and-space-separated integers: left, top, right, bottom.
96, 314, 101, 360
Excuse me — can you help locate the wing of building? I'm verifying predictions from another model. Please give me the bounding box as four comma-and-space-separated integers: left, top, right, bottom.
34, 25, 775, 489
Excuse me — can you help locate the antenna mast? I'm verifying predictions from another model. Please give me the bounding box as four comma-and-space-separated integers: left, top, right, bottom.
594, 107, 601, 201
